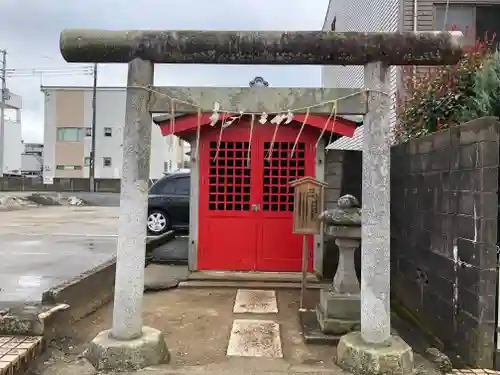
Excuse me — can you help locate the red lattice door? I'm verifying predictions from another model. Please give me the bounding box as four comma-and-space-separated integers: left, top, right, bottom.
198, 123, 258, 270
254, 125, 315, 272
198, 120, 316, 272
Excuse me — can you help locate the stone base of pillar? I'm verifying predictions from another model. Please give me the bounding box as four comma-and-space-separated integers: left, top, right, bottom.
337, 332, 414, 375
316, 289, 360, 335
85, 326, 169, 371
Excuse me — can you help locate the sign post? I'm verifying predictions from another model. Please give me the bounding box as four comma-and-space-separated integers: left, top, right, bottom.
290, 176, 327, 309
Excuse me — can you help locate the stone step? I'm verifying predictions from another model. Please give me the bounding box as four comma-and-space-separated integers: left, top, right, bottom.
187, 270, 322, 283
178, 280, 329, 289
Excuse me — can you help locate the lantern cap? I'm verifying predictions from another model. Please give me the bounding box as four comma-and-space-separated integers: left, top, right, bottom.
289, 176, 328, 188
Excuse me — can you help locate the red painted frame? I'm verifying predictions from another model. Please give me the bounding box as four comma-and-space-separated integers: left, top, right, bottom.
197, 119, 316, 272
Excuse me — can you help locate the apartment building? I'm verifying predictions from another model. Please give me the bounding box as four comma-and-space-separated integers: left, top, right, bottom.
41, 86, 188, 182
321, 0, 500, 150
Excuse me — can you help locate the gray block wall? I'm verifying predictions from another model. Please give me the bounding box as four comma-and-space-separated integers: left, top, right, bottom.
391, 117, 500, 368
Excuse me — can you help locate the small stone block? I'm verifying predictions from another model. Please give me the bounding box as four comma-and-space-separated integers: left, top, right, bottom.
337, 332, 413, 375
319, 290, 360, 320
85, 326, 169, 371
316, 305, 360, 335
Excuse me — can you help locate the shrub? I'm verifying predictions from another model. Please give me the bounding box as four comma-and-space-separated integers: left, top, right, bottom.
395, 31, 496, 143
459, 50, 500, 122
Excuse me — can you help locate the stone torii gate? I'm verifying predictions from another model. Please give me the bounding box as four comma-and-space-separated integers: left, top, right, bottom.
59, 30, 463, 373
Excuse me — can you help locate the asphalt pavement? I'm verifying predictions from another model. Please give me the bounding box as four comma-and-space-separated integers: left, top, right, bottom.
150, 235, 189, 264
0, 234, 116, 307
0, 206, 119, 308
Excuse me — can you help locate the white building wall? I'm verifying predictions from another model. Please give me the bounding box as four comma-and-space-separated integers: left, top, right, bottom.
21, 153, 42, 173
1, 91, 23, 175
3, 119, 22, 174
322, 0, 400, 150
150, 117, 167, 178
43, 91, 57, 183
82, 89, 125, 179
164, 134, 190, 173
42, 91, 56, 183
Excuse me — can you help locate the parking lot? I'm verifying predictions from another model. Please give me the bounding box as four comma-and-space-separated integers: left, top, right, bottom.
0, 206, 119, 308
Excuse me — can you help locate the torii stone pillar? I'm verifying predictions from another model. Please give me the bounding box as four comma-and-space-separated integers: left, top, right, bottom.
59, 29, 463, 373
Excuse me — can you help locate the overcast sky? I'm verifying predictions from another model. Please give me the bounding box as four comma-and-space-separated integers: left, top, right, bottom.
0, 0, 329, 143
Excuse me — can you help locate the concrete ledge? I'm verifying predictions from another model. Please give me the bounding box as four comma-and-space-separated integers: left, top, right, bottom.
41, 257, 116, 324
0, 304, 69, 336
40, 231, 173, 322
146, 230, 175, 253
85, 326, 169, 371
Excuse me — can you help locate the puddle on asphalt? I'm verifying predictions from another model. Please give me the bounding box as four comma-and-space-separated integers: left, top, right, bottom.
18, 276, 42, 287
18, 240, 42, 246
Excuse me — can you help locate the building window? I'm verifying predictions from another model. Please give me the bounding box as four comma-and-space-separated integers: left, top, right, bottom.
434, 5, 500, 47
103, 157, 112, 167
104, 127, 112, 137
85, 127, 92, 137
56, 165, 82, 170
56, 128, 84, 142
84, 157, 91, 167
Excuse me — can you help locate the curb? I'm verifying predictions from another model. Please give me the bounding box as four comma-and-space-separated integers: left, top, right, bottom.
146, 230, 176, 265
41, 257, 117, 323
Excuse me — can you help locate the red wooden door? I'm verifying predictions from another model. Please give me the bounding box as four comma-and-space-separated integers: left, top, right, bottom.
254, 124, 315, 272
198, 121, 315, 272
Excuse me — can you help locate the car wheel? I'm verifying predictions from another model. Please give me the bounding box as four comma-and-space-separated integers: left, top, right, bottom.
147, 210, 170, 235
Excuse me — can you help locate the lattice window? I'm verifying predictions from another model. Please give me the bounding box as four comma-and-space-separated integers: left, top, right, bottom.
208, 141, 251, 211
263, 142, 306, 212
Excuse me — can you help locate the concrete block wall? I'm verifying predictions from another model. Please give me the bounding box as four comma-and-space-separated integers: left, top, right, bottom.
391, 117, 500, 368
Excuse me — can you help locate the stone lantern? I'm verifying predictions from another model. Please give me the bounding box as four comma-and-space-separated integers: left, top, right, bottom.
316, 194, 361, 336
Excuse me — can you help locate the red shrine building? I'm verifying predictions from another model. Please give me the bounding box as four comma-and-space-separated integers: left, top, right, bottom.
154, 113, 357, 274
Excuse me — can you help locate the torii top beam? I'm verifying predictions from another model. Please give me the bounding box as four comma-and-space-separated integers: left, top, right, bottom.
60, 30, 464, 66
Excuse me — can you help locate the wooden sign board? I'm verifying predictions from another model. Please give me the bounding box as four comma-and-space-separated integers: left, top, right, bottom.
290, 176, 328, 235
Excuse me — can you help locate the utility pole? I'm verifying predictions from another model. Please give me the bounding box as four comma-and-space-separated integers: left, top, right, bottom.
89, 63, 97, 192
0, 50, 7, 179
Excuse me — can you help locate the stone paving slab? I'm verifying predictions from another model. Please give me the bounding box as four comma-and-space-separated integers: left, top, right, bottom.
227, 319, 283, 358
233, 289, 278, 314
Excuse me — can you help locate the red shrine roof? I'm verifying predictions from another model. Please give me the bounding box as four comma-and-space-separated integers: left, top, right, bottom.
154, 113, 358, 141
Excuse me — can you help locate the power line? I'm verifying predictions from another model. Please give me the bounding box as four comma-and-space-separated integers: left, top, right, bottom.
7, 72, 93, 79
6, 65, 93, 73
7, 68, 93, 77
6, 65, 93, 78
7, 67, 92, 73
7, 71, 93, 78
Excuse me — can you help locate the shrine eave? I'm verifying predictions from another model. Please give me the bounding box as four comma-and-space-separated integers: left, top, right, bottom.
153, 113, 360, 142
